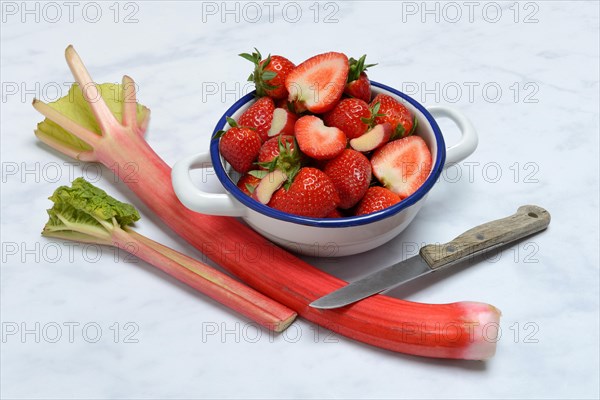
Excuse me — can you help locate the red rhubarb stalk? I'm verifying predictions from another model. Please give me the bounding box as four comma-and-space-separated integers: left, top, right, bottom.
41, 178, 296, 332
33, 46, 501, 360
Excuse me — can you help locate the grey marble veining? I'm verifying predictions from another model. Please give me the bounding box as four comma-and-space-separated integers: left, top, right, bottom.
1, 1, 599, 398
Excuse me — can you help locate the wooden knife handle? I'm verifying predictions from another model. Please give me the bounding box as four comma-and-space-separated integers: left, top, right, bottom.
420, 205, 551, 270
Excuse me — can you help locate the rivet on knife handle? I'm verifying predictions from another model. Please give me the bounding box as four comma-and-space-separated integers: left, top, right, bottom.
420, 205, 551, 270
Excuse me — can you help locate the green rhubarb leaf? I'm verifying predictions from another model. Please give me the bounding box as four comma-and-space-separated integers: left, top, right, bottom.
36, 83, 148, 152
44, 201, 108, 238
43, 178, 140, 242
48, 177, 140, 227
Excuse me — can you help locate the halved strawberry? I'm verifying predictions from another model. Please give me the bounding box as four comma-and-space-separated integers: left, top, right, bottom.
238, 96, 275, 142
371, 94, 415, 139
324, 149, 372, 209
268, 167, 340, 218
349, 123, 392, 152
344, 55, 376, 103
217, 118, 262, 174
323, 98, 371, 139
355, 186, 402, 216
240, 48, 296, 100
267, 108, 297, 137
295, 115, 346, 160
370, 136, 433, 198
257, 135, 296, 167
237, 171, 265, 196
285, 52, 349, 113
253, 169, 288, 204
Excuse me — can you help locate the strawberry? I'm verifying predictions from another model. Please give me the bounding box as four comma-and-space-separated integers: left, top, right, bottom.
323, 149, 371, 209
216, 117, 262, 174
355, 186, 402, 216
370, 136, 433, 198
237, 172, 264, 196
240, 48, 296, 100
238, 96, 275, 142
253, 169, 288, 204
268, 167, 340, 218
254, 136, 302, 203
295, 115, 346, 160
257, 135, 296, 167
345, 73, 371, 103
349, 123, 392, 152
267, 108, 297, 137
344, 55, 376, 103
371, 94, 415, 139
285, 52, 349, 113
325, 209, 345, 218
323, 98, 371, 139
276, 99, 304, 115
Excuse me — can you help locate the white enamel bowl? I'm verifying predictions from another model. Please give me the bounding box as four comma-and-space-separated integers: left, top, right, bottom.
172, 82, 478, 256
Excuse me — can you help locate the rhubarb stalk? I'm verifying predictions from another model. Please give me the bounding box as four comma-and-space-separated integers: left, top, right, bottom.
41, 178, 296, 332
33, 46, 501, 360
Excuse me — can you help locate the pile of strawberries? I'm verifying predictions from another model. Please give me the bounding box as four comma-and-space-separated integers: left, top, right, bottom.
215, 49, 433, 218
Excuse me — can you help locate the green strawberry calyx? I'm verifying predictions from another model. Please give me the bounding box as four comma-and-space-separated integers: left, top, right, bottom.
213, 116, 256, 139
361, 101, 386, 129
347, 54, 377, 83
239, 48, 279, 97
257, 136, 302, 190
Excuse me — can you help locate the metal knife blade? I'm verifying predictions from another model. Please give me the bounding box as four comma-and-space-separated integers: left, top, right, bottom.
310, 205, 551, 309
310, 255, 433, 309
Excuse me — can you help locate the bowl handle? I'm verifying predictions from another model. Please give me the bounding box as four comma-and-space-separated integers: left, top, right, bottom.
171, 152, 247, 217
427, 106, 478, 167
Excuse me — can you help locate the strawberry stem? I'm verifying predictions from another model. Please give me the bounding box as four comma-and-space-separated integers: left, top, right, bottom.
239, 48, 279, 97
361, 101, 385, 128
347, 54, 377, 83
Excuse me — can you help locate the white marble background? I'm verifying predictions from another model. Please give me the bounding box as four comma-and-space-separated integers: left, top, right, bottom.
1, 1, 599, 398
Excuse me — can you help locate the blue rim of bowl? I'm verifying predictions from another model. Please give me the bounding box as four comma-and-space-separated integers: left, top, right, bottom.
210, 81, 446, 227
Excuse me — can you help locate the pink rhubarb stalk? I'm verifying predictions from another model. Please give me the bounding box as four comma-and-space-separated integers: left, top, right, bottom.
41, 178, 296, 332
33, 46, 501, 360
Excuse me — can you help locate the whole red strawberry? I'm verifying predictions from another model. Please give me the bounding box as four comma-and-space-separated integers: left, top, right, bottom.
240, 48, 296, 100
371, 94, 415, 139
257, 135, 297, 167
217, 117, 262, 174
268, 167, 340, 218
324, 149, 372, 209
346, 73, 371, 103
323, 98, 371, 139
355, 186, 401, 216
344, 55, 376, 103
325, 209, 345, 218
238, 96, 275, 142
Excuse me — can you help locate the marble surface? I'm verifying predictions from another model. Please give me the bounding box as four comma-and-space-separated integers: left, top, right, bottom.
1, 1, 599, 398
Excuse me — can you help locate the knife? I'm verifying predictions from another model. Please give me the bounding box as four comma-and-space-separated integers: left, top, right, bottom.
310, 205, 551, 309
